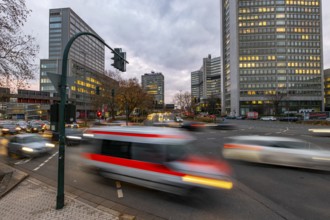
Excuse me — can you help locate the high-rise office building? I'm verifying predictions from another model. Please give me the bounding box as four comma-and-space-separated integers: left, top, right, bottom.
141, 72, 165, 105
220, 0, 323, 116
191, 55, 221, 100
40, 8, 112, 117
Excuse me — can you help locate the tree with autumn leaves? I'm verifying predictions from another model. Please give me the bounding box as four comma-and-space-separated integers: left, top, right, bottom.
91, 71, 153, 120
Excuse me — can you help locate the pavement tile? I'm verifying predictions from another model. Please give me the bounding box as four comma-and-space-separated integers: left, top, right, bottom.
0, 178, 119, 220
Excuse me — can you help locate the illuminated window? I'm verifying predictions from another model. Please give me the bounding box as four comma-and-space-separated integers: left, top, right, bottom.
276, 27, 286, 32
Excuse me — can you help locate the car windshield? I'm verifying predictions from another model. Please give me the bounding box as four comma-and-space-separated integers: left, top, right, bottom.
22, 136, 44, 143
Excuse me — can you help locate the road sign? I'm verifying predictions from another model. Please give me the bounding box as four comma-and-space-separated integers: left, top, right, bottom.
46, 72, 74, 92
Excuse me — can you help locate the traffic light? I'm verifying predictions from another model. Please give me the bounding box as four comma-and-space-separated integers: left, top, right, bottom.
111, 88, 115, 97
111, 48, 126, 72
97, 111, 102, 118
96, 86, 100, 95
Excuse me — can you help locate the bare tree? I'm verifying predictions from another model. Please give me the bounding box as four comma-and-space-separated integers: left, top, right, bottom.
266, 88, 287, 115
116, 78, 153, 120
0, 0, 39, 91
173, 91, 193, 114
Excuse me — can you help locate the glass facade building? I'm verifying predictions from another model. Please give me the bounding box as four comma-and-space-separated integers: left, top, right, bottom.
221, 0, 323, 116
191, 55, 221, 100
141, 72, 165, 105
40, 8, 108, 116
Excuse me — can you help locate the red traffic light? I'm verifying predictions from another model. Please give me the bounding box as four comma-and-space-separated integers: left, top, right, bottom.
97, 111, 102, 117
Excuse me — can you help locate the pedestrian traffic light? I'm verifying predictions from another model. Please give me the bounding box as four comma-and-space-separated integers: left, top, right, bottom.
97, 111, 102, 118
111, 48, 126, 72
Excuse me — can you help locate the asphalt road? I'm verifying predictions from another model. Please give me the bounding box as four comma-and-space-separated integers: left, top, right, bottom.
1, 120, 330, 220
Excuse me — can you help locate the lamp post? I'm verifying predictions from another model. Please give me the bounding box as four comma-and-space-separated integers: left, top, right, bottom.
56, 32, 128, 209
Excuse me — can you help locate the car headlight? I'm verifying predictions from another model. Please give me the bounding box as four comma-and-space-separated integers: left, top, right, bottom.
66, 135, 82, 140
22, 147, 34, 152
2, 128, 9, 132
45, 143, 55, 148
16, 127, 21, 131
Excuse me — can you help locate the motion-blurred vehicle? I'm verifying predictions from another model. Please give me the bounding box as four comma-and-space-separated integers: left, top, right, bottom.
223, 135, 330, 171
180, 121, 205, 131
7, 133, 55, 158
174, 116, 183, 122
260, 116, 277, 121
1, 123, 21, 135
308, 128, 330, 137
51, 128, 83, 146
26, 122, 45, 133
211, 122, 237, 130
65, 122, 80, 129
17, 121, 28, 131
81, 126, 233, 195
278, 116, 299, 122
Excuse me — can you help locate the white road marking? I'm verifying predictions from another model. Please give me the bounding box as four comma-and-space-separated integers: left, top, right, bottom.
207, 138, 216, 140
115, 181, 123, 198
117, 189, 123, 198
33, 151, 58, 171
14, 158, 31, 165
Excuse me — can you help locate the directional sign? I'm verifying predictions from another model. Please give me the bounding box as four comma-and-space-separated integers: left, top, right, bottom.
46, 72, 75, 92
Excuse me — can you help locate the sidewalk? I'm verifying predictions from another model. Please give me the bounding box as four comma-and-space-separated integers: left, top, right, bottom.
0, 162, 138, 220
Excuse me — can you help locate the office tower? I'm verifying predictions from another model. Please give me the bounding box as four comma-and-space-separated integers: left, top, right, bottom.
39, 8, 109, 118
191, 55, 221, 100
141, 72, 165, 105
220, 0, 323, 116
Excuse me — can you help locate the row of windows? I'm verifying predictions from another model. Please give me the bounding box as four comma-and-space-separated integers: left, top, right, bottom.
239, 55, 320, 62
240, 48, 321, 55
239, 0, 319, 7
240, 41, 320, 48
50, 23, 61, 28
240, 83, 321, 90
240, 27, 320, 36
239, 69, 321, 75
239, 21, 320, 31
239, 33, 320, 41
41, 85, 55, 91
240, 75, 321, 82
239, 62, 320, 68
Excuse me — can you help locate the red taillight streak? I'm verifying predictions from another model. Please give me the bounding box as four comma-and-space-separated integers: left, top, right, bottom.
224, 144, 262, 151
87, 130, 185, 139
82, 153, 185, 177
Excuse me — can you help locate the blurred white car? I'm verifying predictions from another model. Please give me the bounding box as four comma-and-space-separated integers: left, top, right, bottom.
7, 133, 55, 158
223, 135, 330, 171
260, 116, 277, 121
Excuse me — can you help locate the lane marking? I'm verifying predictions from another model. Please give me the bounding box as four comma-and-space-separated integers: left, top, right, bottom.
33, 151, 58, 171
115, 181, 124, 198
14, 158, 31, 165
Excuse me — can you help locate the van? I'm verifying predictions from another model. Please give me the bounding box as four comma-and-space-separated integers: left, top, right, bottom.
81, 126, 233, 195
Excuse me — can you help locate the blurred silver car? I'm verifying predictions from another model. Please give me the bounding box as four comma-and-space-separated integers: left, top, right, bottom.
7, 134, 55, 158
223, 135, 330, 171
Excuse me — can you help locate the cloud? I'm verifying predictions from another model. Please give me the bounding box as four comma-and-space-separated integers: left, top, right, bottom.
24, 0, 329, 103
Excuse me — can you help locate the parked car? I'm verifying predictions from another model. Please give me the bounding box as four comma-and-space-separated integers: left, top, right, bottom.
7, 133, 55, 158
260, 116, 277, 121
223, 135, 330, 171
278, 116, 299, 122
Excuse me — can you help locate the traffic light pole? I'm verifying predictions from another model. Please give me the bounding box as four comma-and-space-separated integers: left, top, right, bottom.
56, 32, 128, 209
